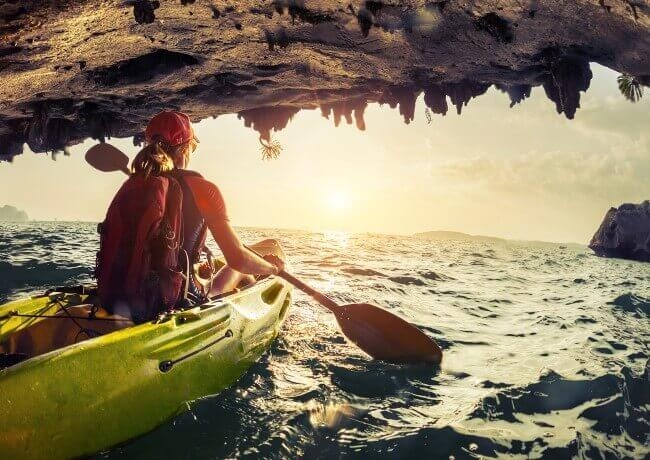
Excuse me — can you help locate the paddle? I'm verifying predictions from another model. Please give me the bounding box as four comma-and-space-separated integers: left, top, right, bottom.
85, 143, 443, 364
278, 271, 442, 364
85, 143, 131, 175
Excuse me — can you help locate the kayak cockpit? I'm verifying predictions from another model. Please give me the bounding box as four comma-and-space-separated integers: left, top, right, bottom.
0, 276, 282, 370
0, 291, 135, 369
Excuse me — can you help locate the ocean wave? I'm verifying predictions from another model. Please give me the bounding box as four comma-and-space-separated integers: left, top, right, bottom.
389, 276, 426, 286
341, 267, 386, 277
0, 260, 91, 295
467, 365, 649, 456
469, 370, 620, 422
607, 293, 650, 317
419, 270, 451, 281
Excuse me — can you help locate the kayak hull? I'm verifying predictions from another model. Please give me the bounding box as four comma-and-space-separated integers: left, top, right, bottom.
0, 277, 292, 459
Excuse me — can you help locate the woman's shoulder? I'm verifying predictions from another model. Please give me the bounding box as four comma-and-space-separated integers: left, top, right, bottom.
178, 171, 226, 213
174, 170, 222, 195
171, 169, 219, 187
172, 169, 205, 180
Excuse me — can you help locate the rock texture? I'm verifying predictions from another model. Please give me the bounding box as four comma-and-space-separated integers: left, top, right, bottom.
589, 201, 650, 262
0, 0, 649, 159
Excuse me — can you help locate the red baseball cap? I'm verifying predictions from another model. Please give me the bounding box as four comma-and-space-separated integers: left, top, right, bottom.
145, 111, 199, 146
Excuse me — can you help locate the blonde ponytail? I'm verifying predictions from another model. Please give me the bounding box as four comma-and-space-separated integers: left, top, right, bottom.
131, 139, 176, 178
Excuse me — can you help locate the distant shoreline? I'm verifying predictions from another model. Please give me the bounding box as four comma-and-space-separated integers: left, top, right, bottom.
414, 230, 584, 248
0, 220, 585, 246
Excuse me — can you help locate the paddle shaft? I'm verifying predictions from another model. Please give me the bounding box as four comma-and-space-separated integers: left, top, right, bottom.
277, 271, 339, 312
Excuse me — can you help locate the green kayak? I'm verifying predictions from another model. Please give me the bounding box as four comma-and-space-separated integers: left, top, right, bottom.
0, 260, 292, 458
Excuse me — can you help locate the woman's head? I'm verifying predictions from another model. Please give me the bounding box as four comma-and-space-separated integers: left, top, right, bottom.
132, 111, 199, 177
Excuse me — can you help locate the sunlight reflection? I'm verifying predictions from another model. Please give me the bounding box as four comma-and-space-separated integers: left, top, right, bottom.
308, 401, 366, 430
323, 230, 350, 248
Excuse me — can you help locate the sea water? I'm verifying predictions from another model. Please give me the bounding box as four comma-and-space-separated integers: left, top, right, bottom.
0, 222, 648, 459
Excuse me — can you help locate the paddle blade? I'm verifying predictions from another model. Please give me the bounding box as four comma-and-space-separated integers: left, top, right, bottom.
334, 303, 442, 365
85, 143, 131, 175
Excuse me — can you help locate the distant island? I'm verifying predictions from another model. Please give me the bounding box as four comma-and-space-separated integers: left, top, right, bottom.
415, 231, 506, 243
414, 230, 583, 248
0, 205, 28, 222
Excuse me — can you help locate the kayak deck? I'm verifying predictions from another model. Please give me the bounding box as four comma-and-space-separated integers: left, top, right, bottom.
0, 275, 292, 459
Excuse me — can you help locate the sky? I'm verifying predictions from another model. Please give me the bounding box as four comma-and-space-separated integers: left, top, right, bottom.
0, 64, 648, 243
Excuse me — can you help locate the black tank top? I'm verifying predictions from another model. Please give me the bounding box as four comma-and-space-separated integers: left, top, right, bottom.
167, 169, 211, 302
169, 169, 209, 263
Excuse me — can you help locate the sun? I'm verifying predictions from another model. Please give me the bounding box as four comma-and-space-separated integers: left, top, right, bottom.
325, 190, 350, 211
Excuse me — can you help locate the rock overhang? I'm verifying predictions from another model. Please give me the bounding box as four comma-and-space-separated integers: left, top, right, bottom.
0, 0, 648, 159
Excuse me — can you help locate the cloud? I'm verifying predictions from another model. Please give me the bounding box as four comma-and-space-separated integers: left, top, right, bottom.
435, 134, 650, 202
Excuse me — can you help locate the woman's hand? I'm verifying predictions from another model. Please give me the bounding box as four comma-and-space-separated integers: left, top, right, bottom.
197, 260, 214, 279
263, 254, 285, 274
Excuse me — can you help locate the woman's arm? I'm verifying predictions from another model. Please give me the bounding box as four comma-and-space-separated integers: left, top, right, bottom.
207, 218, 279, 275
186, 175, 282, 275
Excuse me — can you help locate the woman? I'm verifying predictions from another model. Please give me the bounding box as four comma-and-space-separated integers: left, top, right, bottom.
133, 110, 284, 301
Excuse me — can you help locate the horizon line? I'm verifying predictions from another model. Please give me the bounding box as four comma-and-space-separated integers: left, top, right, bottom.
0, 219, 587, 246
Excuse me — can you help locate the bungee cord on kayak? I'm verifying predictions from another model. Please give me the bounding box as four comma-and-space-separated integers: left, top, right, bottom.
0, 310, 129, 323
0, 292, 126, 369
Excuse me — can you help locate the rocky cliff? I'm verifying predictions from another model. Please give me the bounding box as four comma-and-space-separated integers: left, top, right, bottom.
589, 201, 650, 262
0, 0, 648, 159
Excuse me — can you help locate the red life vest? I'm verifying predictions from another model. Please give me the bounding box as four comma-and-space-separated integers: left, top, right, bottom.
95, 174, 184, 323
